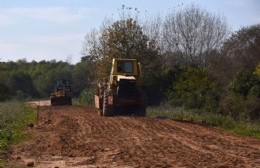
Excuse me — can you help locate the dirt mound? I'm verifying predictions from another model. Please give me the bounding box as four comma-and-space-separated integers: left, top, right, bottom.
7, 105, 260, 168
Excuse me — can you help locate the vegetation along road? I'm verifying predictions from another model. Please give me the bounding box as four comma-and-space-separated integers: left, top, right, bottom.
6, 103, 260, 168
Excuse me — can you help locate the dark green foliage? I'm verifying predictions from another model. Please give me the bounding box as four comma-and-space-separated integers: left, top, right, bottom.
0, 83, 10, 101
219, 66, 260, 121
166, 66, 219, 111
218, 92, 260, 121
143, 65, 184, 105
78, 87, 96, 105
143, 65, 220, 111
72, 59, 95, 96
143, 74, 164, 105
33, 61, 73, 97
247, 89, 260, 120
0, 59, 93, 100
230, 70, 258, 97
9, 72, 39, 98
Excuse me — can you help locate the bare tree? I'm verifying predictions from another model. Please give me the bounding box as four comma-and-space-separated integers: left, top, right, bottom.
209, 24, 260, 86
163, 5, 230, 66
221, 24, 260, 71
143, 15, 169, 69
81, 28, 99, 61
82, 5, 139, 62
143, 15, 163, 44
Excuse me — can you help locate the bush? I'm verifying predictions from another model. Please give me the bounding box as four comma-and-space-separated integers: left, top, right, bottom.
167, 66, 220, 110
246, 87, 260, 120
230, 70, 257, 97
78, 87, 96, 105
219, 91, 260, 121
219, 93, 247, 121
220, 66, 260, 121
254, 63, 260, 77
0, 83, 10, 101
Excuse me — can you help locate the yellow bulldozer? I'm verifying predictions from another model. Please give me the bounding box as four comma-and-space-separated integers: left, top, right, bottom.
50, 80, 72, 106
94, 58, 146, 116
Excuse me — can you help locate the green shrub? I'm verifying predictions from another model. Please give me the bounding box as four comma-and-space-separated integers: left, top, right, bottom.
220, 66, 260, 121
230, 70, 257, 97
78, 87, 96, 105
219, 91, 260, 121
219, 93, 246, 121
246, 87, 260, 120
167, 66, 219, 110
0, 83, 10, 101
254, 63, 260, 77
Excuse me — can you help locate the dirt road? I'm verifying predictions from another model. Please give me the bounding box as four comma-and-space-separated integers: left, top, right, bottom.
7, 105, 260, 168
26, 100, 51, 107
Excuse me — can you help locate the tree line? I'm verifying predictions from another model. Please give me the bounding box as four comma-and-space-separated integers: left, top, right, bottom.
0, 58, 94, 100
0, 5, 259, 121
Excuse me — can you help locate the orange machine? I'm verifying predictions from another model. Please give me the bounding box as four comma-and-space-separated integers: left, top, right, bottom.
50, 80, 72, 106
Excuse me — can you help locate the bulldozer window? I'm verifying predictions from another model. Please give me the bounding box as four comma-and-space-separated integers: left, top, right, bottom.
117, 61, 133, 73
124, 62, 133, 73
118, 63, 123, 72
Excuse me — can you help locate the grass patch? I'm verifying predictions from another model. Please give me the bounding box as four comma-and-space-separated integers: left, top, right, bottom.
230, 122, 260, 138
72, 98, 82, 106
0, 101, 37, 166
147, 104, 260, 139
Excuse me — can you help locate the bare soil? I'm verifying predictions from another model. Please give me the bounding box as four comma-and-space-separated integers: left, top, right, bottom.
6, 105, 260, 168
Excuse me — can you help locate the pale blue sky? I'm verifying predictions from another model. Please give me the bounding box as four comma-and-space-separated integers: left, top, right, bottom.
0, 0, 259, 64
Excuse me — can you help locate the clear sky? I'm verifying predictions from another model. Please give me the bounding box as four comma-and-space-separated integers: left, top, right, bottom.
0, 0, 259, 64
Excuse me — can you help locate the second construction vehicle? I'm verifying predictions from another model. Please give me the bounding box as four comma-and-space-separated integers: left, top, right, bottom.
95, 58, 146, 116
50, 80, 72, 106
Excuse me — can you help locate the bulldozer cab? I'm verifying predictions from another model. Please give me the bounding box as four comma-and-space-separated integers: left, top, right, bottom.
117, 61, 133, 73
55, 80, 71, 94
51, 80, 72, 106
109, 58, 141, 88
111, 58, 139, 76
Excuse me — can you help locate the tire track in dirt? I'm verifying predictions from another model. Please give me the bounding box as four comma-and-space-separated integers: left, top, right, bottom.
7, 105, 260, 168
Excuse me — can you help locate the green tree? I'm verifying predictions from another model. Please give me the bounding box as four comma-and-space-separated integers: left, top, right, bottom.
72, 58, 95, 96
33, 61, 72, 97
83, 18, 161, 81
230, 70, 257, 97
9, 72, 38, 98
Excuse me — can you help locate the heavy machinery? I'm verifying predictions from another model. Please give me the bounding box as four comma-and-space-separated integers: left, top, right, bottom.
95, 58, 146, 116
50, 80, 72, 106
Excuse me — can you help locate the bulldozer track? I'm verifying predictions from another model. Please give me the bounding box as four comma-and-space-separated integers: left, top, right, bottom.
7, 105, 260, 168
